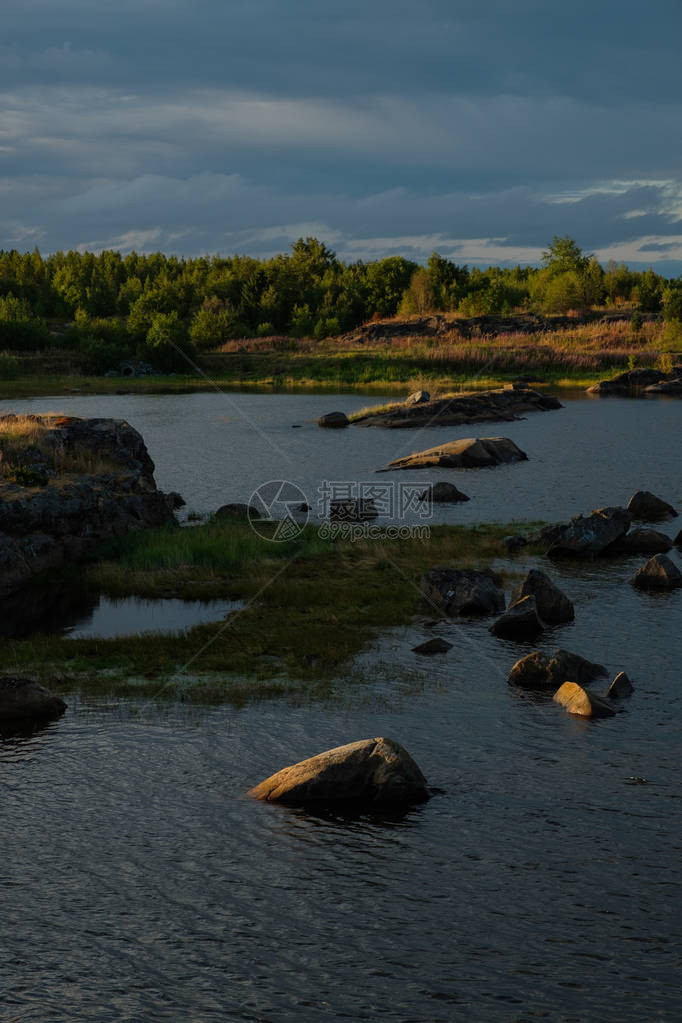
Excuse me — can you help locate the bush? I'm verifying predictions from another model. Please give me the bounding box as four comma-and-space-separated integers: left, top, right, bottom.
0, 351, 20, 379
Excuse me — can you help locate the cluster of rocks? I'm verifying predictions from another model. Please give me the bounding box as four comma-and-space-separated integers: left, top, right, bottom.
506, 491, 680, 567
509, 649, 634, 719
588, 366, 682, 396
0, 416, 181, 598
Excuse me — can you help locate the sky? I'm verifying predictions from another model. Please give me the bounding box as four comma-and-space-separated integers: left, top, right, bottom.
2, 0, 682, 272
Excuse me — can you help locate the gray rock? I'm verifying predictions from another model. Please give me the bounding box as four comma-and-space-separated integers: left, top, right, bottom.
606, 528, 673, 555
626, 490, 678, 522
510, 569, 574, 625
418, 482, 470, 504
489, 595, 545, 640
421, 567, 505, 617
587, 368, 668, 395
248, 737, 429, 807
412, 637, 453, 655
546, 506, 632, 558
631, 553, 682, 589
508, 648, 606, 691
0, 676, 67, 722
607, 671, 634, 698
387, 436, 527, 470
318, 411, 349, 429
553, 682, 615, 718
404, 389, 430, 405
643, 377, 682, 394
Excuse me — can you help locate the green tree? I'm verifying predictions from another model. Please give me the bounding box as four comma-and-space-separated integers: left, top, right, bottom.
542, 236, 590, 276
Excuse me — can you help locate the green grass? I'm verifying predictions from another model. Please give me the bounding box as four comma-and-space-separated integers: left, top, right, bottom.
5, 520, 541, 706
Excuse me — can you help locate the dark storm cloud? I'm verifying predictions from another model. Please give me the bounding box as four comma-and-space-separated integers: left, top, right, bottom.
1, 0, 682, 269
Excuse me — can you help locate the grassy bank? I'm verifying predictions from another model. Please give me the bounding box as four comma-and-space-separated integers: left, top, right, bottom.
4, 519, 539, 706
0, 317, 676, 399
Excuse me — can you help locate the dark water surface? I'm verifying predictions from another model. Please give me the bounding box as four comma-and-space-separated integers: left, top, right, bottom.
1, 391, 681, 1020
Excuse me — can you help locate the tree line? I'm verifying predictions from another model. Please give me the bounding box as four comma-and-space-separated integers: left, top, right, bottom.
0, 235, 680, 371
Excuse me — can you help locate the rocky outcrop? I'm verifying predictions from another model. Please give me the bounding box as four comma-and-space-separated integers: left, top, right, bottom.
545, 507, 632, 558
0, 415, 177, 597
418, 482, 470, 504
385, 437, 527, 471
587, 367, 680, 396
607, 671, 634, 698
248, 737, 429, 807
644, 376, 682, 394
421, 567, 505, 616
404, 389, 430, 405
318, 411, 349, 428
0, 676, 67, 722
510, 569, 574, 624
553, 682, 615, 719
626, 490, 678, 522
354, 387, 561, 428
508, 648, 606, 691
489, 595, 545, 641
631, 553, 682, 589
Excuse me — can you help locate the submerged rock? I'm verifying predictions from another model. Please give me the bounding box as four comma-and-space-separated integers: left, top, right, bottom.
0, 676, 67, 722
318, 411, 349, 429
248, 737, 429, 807
386, 437, 527, 471
489, 595, 545, 641
508, 648, 607, 691
607, 671, 634, 698
510, 569, 574, 625
421, 567, 505, 616
553, 682, 615, 719
631, 553, 682, 589
418, 482, 470, 504
626, 490, 678, 522
412, 637, 453, 655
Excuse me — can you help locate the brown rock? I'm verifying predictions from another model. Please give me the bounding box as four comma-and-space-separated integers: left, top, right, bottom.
318, 411, 349, 429
508, 648, 606, 691
0, 676, 67, 722
631, 553, 682, 589
510, 569, 574, 624
548, 648, 607, 685
489, 595, 545, 641
248, 737, 429, 807
607, 671, 634, 698
553, 682, 615, 718
386, 436, 527, 470
626, 490, 678, 522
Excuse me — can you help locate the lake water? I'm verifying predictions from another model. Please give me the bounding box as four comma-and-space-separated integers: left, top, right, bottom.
1, 390, 680, 1021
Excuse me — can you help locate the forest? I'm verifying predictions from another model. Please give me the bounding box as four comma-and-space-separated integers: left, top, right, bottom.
0, 235, 681, 373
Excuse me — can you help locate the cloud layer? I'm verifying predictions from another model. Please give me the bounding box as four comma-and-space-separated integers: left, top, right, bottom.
2, 1, 682, 270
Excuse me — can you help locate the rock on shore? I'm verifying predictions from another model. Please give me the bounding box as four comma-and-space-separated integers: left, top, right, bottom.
0, 415, 178, 597
248, 737, 429, 807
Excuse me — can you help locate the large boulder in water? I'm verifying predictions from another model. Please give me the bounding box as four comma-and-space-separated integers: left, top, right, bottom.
508, 648, 606, 691
546, 506, 632, 558
606, 528, 673, 556
626, 490, 678, 522
553, 682, 615, 719
318, 411, 349, 429
587, 368, 669, 395
489, 595, 545, 641
510, 569, 574, 624
248, 737, 429, 807
607, 671, 634, 698
0, 677, 67, 722
631, 553, 682, 589
421, 567, 505, 616
386, 437, 527, 471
